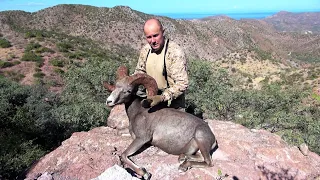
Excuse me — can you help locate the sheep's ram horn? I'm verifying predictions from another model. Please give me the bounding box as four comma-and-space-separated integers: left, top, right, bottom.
125, 73, 158, 96
116, 65, 129, 81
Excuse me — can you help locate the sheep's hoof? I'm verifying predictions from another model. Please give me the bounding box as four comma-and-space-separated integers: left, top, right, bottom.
178, 161, 192, 172
141, 167, 151, 180
178, 154, 188, 164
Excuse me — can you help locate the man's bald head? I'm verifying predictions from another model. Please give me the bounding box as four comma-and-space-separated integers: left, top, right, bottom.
143, 18, 165, 52
144, 18, 163, 32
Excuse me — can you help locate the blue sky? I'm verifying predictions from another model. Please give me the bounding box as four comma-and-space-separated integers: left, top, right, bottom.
0, 0, 319, 14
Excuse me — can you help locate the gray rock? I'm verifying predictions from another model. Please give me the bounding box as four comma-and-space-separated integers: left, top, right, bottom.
91, 165, 139, 180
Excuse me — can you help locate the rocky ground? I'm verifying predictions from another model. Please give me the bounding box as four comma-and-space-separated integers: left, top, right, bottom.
25, 105, 320, 180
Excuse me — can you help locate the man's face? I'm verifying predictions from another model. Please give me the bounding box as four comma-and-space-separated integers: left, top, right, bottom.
144, 24, 165, 52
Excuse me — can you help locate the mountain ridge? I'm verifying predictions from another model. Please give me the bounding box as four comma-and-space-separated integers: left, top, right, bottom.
1, 5, 319, 62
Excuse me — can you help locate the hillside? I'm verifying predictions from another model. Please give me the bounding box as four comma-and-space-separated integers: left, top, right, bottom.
0, 5, 319, 90
263, 11, 320, 34
1, 5, 320, 61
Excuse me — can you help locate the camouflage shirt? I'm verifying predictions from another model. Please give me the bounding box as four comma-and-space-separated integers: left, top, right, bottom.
135, 39, 189, 104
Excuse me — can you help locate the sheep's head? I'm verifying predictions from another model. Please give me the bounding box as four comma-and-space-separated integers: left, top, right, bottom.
104, 65, 158, 107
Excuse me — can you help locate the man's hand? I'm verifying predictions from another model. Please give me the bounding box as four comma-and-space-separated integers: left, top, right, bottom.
147, 95, 164, 107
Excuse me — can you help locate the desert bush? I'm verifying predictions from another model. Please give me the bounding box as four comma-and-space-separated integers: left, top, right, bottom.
35, 46, 55, 54
53, 67, 64, 74
50, 59, 64, 67
0, 78, 71, 179
67, 51, 87, 59
186, 59, 320, 154
24, 30, 48, 39
13, 61, 20, 65
186, 59, 236, 119
240, 57, 246, 64
3, 71, 25, 82
0, 61, 14, 68
34, 67, 41, 72
33, 72, 45, 78
25, 31, 36, 38
0, 38, 12, 48
285, 72, 304, 84
307, 71, 318, 80
291, 52, 320, 63
25, 42, 41, 52
21, 52, 44, 67
21, 52, 42, 62
57, 42, 73, 52
0, 79, 44, 179
24, 42, 54, 54
253, 48, 272, 60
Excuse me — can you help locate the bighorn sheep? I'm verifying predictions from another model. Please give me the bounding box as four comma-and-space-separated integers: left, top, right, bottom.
104, 65, 216, 179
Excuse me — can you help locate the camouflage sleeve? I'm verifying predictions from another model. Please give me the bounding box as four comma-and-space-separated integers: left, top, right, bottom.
134, 45, 149, 74
162, 46, 189, 102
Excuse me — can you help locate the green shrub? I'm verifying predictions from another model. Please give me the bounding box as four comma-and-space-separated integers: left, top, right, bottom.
57, 42, 73, 52
25, 42, 41, 52
0, 61, 14, 68
291, 52, 320, 63
4, 71, 25, 82
35, 46, 55, 54
53, 67, 64, 74
33, 72, 45, 78
6, 53, 16, 60
0, 79, 46, 178
0, 38, 12, 48
312, 92, 320, 101
0, 48, 129, 179
50, 59, 64, 67
21, 52, 43, 64
186, 59, 320, 154
253, 48, 272, 60
25, 31, 36, 38
13, 61, 21, 65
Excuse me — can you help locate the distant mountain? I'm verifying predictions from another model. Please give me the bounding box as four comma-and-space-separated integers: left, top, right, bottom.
1, 4, 319, 62
263, 11, 320, 34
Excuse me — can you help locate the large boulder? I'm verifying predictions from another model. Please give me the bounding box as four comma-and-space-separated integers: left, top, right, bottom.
106, 104, 129, 129
25, 118, 320, 180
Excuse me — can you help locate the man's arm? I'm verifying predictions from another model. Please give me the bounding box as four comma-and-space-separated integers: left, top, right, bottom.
134, 45, 150, 74
162, 46, 189, 102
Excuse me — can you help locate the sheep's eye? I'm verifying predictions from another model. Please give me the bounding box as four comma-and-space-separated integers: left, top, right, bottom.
126, 89, 132, 94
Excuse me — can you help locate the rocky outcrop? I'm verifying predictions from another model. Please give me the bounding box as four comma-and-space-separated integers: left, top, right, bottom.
25, 108, 320, 180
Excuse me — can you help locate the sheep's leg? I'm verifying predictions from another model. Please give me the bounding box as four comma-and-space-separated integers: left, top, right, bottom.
179, 127, 214, 172
178, 138, 204, 164
121, 138, 151, 179
178, 139, 213, 172
178, 152, 204, 163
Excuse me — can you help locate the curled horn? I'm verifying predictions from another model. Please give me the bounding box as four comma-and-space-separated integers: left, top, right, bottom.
125, 73, 158, 96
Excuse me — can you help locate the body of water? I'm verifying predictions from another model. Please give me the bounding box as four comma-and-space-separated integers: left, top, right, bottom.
155, 12, 276, 20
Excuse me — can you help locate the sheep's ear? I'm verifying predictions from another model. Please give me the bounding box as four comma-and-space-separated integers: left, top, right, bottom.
141, 99, 152, 108
103, 81, 115, 92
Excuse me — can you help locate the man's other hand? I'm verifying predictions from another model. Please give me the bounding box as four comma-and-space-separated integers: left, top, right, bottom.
147, 95, 164, 107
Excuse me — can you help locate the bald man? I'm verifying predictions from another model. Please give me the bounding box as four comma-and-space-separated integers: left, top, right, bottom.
135, 18, 189, 109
